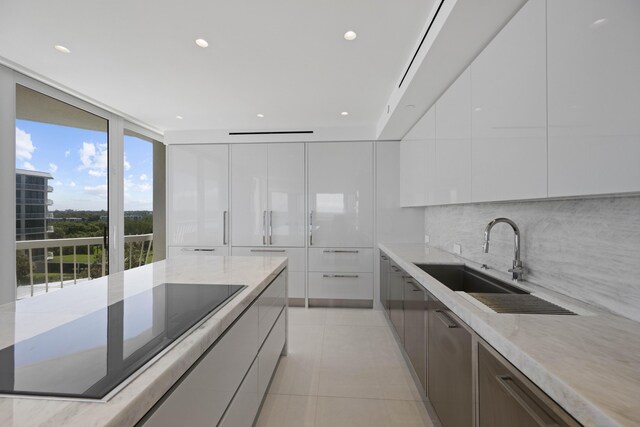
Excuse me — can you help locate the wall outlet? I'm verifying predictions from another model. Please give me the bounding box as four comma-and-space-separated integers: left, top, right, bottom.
424, 234, 430, 244
453, 243, 462, 255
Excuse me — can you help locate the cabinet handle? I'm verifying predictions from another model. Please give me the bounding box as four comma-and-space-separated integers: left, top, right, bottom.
250, 249, 286, 253
435, 310, 458, 328
182, 248, 215, 252
381, 255, 389, 260
391, 266, 401, 272
262, 211, 267, 245
269, 210, 273, 245
496, 375, 557, 426
223, 210, 228, 245
309, 210, 314, 246
322, 274, 359, 279
323, 249, 359, 254
407, 280, 423, 292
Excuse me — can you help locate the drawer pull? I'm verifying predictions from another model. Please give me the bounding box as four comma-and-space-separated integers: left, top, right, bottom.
322, 274, 359, 279
182, 248, 215, 252
251, 249, 286, 253
391, 266, 401, 272
496, 375, 557, 426
323, 249, 359, 254
435, 310, 458, 328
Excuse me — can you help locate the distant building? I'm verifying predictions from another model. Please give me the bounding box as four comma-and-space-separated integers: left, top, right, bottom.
15, 169, 54, 241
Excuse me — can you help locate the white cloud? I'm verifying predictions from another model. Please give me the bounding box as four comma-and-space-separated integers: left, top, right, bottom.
22, 161, 36, 171
52, 180, 64, 187
84, 184, 108, 197
69, 181, 77, 188
137, 183, 152, 192
64, 150, 71, 158
49, 163, 58, 173
124, 153, 131, 171
139, 174, 148, 181
16, 127, 36, 160
79, 142, 108, 176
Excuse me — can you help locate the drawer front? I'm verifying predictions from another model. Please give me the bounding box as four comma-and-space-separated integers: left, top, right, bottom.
308, 248, 373, 272
232, 247, 306, 271
143, 305, 258, 427
259, 308, 286, 400
308, 272, 374, 300
288, 271, 306, 299
219, 358, 259, 427
167, 246, 229, 257
258, 271, 287, 344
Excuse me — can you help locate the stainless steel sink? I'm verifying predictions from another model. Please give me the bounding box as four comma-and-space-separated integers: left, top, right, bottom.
414, 263, 576, 315
414, 264, 529, 294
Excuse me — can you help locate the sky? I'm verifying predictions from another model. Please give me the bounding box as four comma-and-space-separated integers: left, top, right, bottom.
15, 119, 153, 211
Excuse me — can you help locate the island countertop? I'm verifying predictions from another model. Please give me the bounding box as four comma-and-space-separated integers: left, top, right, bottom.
0, 254, 287, 427
380, 243, 640, 427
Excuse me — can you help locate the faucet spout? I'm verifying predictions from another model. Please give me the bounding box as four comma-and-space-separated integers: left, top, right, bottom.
482, 217, 525, 281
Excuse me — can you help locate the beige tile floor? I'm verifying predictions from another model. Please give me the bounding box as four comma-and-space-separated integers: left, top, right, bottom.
255, 307, 436, 427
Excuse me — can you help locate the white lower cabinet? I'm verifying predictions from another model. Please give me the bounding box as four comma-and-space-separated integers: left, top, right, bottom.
219, 360, 259, 427
308, 272, 374, 302
232, 247, 305, 301
142, 272, 287, 427
167, 246, 229, 257
142, 304, 258, 427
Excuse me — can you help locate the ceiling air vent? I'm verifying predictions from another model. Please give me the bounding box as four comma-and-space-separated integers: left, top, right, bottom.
398, 0, 446, 88
229, 130, 314, 136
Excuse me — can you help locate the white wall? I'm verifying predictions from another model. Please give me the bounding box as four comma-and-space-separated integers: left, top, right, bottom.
424, 195, 640, 322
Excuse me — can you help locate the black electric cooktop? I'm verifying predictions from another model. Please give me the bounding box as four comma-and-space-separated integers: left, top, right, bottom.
0, 283, 245, 399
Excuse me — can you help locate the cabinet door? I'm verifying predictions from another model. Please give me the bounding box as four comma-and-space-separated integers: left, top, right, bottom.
231, 144, 268, 246
308, 142, 374, 248
547, 0, 640, 197
434, 68, 472, 205
428, 302, 472, 427
388, 264, 405, 344
267, 143, 305, 247
400, 106, 436, 207
403, 278, 427, 393
167, 145, 228, 247
471, 0, 547, 202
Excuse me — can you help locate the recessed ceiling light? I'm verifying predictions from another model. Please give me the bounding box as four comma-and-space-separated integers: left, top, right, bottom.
343, 31, 357, 41
195, 38, 209, 48
341, 111, 349, 116
176, 115, 183, 120
590, 18, 608, 28
257, 113, 265, 118
54, 45, 70, 54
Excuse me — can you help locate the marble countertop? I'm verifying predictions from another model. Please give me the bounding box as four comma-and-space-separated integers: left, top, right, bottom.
0, 255, 287, 427
380, 243, 640, 427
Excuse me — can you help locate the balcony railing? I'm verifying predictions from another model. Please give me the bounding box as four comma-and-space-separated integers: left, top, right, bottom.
16, 234, 153, 298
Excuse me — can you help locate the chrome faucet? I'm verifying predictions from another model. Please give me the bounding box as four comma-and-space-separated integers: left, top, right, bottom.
483, 217, 526, 281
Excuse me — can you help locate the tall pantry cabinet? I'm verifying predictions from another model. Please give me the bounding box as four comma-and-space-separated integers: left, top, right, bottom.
231, 143, 307, 303
307, 142, 375, 307
166, 144, 229, 256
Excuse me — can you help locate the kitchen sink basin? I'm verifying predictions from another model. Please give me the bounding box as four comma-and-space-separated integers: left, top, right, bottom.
413, 264, 529, 294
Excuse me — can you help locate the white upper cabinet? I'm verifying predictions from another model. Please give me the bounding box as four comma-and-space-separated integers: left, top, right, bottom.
167, 144, 229, 248
400, 107, 436, 207
308, 142, 374, 248
231, 143, 305, 247
547, 0, 640, 197
231, 144, 268, 246
266, 143, 305, 247
471, 0, 547, 202
434, 68, 472, 205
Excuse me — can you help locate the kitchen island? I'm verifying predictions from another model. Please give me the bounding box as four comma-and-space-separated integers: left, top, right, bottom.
0, 254, 287, 427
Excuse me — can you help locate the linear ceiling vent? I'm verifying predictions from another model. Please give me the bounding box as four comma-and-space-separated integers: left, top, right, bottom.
398, 0, 446, 88
229, 130, 314, 136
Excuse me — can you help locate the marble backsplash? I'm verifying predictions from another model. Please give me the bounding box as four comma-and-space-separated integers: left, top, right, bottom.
423, 195, 640, 322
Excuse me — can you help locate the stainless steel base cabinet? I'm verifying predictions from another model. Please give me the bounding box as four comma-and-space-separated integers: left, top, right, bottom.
428, 301, 473, 427
380, 252, 391, 312
388, 262, 405, 343
403, 276, 427, 393
478, 343, 580, 427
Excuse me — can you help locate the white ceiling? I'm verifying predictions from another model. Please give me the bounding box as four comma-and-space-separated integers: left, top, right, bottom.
0, 0, 436, 134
